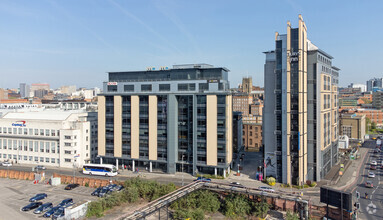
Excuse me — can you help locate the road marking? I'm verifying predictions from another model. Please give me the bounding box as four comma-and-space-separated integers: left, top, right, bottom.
366, 202, 377, 215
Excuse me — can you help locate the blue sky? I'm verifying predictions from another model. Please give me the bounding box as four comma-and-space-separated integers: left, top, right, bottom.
0, 0, 382, 89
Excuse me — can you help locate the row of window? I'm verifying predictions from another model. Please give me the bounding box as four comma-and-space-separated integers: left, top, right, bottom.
108, 82, 225, 92
323, 75, 331, 91
0, 139, 58, 154
1, 154, 59, 164
0, 127, 59, 137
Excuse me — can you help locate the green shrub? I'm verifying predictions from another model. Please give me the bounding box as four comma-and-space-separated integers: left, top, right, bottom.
125, 186, 139, 203
266, 177, 276, 186
222, 193, 253, 218
86, 201, 104, 217
309, 182, 317, 187
85, 182, 89, 187
286, 211, 300, 220
253, 201, 270, 218
173, 208, 205, 220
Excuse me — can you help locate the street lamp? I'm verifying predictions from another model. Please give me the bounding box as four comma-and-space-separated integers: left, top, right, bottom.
73, 154, 80, 184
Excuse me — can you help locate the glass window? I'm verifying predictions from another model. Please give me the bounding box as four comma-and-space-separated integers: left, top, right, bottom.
107, 85, 117, 92
51, 130, 55, 136
24, 156, 27, 161
24, 128, 27, 135
18, 128, 22, 134
199, 83, 209, 92
65, 158, 71, 162
141, 84, 152, 92
29, 156, 32, 161
34, 156, 38, 162
13, 154, 17, 160
24, 140, 28, 151
46, 158, 49, 163
34, 141, 38, 152
40, 157, 44, 162
40, 129, 44, 136
0, 128, 2, 134
29, 128, 33, 135
35, 129, 38, 135
29, 141, 33, 151
8, 154, 11, 159
51, 158, 55, 163
40, 142, 44, 153
51, 142, 56, 153
178, 83, 188, 91
45, 142, 50, 153
13, 140, 17, 150
45, 129, 50, 136
13, 128, 17, 134
124, 85, 134, 92
159, 84, 171, 91
8, 128, 11, 134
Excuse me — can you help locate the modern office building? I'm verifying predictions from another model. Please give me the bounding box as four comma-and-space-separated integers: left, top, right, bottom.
0, 109, 97, 168
263, 15, 339, 185
19, 83, 30, 98
372, 91, 383, 109
98, 64, 233, 176
367, 78, 383, 92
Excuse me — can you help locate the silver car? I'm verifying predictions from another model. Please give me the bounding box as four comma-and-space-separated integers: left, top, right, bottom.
368, 172, 375, 178
258, 186, 275, 192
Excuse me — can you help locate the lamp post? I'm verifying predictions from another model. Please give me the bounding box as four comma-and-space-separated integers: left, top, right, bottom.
73, 154, 80, 184
182, 154, 185, 186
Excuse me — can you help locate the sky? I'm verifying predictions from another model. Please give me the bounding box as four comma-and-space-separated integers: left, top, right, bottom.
0, 0, 382, 90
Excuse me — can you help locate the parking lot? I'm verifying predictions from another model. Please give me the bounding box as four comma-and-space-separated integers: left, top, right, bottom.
0, 178, 98, 220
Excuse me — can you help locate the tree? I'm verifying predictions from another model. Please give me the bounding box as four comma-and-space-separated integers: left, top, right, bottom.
253, 200, 270, 218
223, 194, 252, 218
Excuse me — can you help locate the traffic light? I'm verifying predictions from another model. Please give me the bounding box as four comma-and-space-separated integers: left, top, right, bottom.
356, 191, 360, 199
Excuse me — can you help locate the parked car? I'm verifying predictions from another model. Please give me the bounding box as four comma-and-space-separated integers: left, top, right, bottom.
64, 184, 80, 190
230, 182, 244, 187
98, 187, 110, 198
52, 204, 73, 220
371, 161, 378, 166
58, 198, 73, 207
370, 165, 377, 170
368, 172, 375, 178
115, 185, 124, 191
52, 207, 65, 219
21, 202, 43, 211
33, 202, 53, 214
91, 187, 102, 196
29, 193, 47, 202
43, 206, 60, 218
35, 165, 46, 170
195, 177, 212, 182
258, 186, 275, 192
365, 181, 374, 188
2, 161, 12, 167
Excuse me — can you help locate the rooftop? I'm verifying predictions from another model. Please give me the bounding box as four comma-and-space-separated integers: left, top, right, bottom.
1, 110, 85, 121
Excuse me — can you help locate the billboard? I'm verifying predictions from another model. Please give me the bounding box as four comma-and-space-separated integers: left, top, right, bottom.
320, 187, 352, 211
265, 152, 277, 178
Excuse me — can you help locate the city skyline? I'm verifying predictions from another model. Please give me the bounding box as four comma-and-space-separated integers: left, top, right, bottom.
1, 0, 383, 89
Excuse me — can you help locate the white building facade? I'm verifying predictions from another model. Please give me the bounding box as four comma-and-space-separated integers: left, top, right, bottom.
0, 110, 97, 168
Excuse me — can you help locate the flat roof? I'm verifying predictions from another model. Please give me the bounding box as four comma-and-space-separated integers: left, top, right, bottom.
2, 111, 74, 121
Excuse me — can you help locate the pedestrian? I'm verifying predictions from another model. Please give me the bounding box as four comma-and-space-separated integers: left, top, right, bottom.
125, 165, 127, 170
146, 167, 148, 172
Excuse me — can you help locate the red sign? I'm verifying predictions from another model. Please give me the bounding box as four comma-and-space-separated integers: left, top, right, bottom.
107, 82, 117, 85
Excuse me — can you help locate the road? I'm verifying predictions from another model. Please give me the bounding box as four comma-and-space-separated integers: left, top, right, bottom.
350, 139, 383, 220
